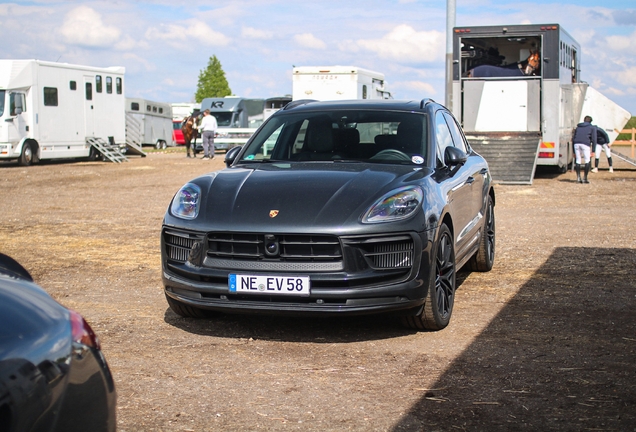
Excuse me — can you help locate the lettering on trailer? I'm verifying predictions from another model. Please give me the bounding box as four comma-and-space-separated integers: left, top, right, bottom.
211, 101, 224, 108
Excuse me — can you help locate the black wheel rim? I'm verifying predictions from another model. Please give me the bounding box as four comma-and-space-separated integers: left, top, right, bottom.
435, 232, 455, 318
485, 201, 495, 262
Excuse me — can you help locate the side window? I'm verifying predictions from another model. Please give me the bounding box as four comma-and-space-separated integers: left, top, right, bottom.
96, 75, 102, 93
106, 76, 113, 94
153, 106, 157, 113
146, 105, 151, 112
435, 111, 454, 165
443, 112, 468, 153
362, 85, 367, 99
116, 77, 122, 94
69, 81, 77, 91
43, 87, 58, 106
159, 107, 163, 114
10, 93, 27, 114
131, 102, 140, 111
85, 82, 92, 100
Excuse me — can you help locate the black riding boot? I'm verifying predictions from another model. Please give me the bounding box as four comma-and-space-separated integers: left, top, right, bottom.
583, 162, 590, 183
575, 163, 582, 183
608, 156, 614, 172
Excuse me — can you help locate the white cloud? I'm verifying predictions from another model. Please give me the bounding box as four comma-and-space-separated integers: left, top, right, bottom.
59, 6, 121, 48
611, 67, 636, 87
353, 25, 444, 64
294, 33, 327, 50
145, 19, 230, 49
605, 31, 636, 52
393, 80, 438, 96
242, 26, 274, 40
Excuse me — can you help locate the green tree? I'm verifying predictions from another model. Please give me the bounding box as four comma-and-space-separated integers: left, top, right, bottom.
616, 116, 636, 141
195, 55, 231, 102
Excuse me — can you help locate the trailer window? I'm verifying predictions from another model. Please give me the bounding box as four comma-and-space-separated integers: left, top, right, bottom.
70, 81, 77, 91
362, 85, 367, 99
116, 77, 122, 94
44, 87, 58, 106
153, 106, 157, 113
85, 82, 92, 101
96, 75, 102, 93
159, 108, 163, 114
0, 90, 5, 116
131, 102, 140, 111
106, 76, 112, 94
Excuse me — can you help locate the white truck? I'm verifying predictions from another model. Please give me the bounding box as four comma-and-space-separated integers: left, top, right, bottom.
125, 98, 174, 149
292, 66, 392, 101
0, 59, 126, 165
451, 23, 630, 184
198, 97, 265, 152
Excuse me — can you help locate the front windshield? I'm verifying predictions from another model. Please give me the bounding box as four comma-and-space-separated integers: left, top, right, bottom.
211, 112, 234, 127
0, 90, 5, 117
239, 110, 428, 165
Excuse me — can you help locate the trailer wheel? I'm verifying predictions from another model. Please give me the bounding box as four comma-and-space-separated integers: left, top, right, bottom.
18, 142, 34, 166
155, 140, 167, 150
88, 146, 102, 161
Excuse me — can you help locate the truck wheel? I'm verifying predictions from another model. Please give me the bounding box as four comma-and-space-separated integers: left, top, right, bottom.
18, 142, 34, 166
402, 223, 456, 331
468, 195, 495, 272
165, 293, 213, 318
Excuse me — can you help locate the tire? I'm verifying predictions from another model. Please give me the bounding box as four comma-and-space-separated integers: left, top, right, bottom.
155, 141, 162, 150
88, 146, 102, 161
468, 194, 495, 272
160, 140, 167, 150
18, 142, 34, 166
402, 223, 456, 331
165, 293, 213, 318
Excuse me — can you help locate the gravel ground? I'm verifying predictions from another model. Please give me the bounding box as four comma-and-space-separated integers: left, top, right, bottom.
1, 148, 635, 431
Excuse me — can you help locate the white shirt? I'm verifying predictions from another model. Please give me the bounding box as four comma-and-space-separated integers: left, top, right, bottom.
199, 114, 218, 132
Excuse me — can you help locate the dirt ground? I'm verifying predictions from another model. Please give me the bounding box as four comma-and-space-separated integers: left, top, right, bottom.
1, 148, 635, 431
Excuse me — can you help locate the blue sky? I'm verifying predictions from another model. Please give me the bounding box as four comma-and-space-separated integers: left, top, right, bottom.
1, 0, 635, 114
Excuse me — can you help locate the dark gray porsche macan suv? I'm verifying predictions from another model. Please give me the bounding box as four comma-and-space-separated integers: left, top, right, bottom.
161, 99, 495, 330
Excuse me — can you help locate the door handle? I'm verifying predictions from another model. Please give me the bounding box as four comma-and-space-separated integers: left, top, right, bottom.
466, 176, 475, 185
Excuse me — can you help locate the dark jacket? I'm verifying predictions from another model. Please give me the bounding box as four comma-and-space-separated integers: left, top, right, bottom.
596, 127, 610, 146
573, 122, 598, 148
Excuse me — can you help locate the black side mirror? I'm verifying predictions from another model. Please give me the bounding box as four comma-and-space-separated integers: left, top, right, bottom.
225, 146, 242, 167
444, 146, 467, 167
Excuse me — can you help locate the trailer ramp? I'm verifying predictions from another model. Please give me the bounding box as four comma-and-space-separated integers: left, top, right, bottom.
87, 137, 128, 163
465, 131, 541, 184
611, 149, 636, 168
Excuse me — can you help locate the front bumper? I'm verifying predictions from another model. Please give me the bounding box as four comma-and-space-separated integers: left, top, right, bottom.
161, 227, 434, 316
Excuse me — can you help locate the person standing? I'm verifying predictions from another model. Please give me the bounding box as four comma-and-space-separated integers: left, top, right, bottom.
591, 126, 613, 173
572, 115, 597, 184
198, 109, 218, 159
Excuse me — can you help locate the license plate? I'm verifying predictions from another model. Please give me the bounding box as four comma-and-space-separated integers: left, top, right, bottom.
229, 274, 310, 296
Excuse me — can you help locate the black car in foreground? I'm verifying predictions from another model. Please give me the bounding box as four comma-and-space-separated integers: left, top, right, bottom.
162, 99, 495, 330
0, 254, 116, 431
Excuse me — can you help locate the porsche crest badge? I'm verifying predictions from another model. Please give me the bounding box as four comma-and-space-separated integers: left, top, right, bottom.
269, 210, 279, 218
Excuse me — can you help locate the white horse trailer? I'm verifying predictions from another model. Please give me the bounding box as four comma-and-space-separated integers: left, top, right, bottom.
0, 59, 126, 165
292, 66, 392, 101
451, 23, 630, 184
126, 98, 173, 149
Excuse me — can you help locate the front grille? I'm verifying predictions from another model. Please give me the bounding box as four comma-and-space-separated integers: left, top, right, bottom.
344, 235, 414, 270
207, 233, 342, 263
164, 229, 205, 263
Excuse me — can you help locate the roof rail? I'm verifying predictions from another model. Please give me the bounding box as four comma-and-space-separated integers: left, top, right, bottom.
420, 98, 436, 109
283, 99, 317, 110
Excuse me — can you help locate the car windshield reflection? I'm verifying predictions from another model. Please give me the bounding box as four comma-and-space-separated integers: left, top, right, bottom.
240, 111, 428, 165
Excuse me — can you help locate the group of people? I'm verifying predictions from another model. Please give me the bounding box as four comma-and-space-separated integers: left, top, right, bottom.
572, 115, 614, 184
182, 109, 218, 159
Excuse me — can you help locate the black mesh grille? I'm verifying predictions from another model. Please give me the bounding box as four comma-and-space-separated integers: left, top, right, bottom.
207, 233, 342, 263
164, 229, 205, 263
343, 234, 414, 270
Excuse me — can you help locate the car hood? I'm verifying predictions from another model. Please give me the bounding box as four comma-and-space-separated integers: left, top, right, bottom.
181, 162, 431, 233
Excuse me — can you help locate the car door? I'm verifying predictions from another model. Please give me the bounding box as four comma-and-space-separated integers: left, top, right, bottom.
434, 110, 474, 257
443, 111, 487, 243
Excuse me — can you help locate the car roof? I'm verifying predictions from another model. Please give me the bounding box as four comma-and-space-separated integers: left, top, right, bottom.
281, 98, 441, 114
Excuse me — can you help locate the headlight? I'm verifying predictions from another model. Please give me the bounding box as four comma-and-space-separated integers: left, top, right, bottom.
362, 186, 423, 223
171, 183, 201, 219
